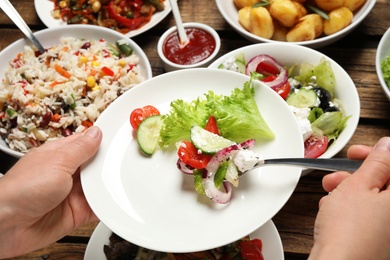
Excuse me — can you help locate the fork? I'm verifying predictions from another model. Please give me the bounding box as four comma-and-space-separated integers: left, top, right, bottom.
239, 158, 363, 175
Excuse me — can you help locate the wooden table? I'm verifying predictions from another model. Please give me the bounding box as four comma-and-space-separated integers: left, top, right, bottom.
1, 0, 389, 259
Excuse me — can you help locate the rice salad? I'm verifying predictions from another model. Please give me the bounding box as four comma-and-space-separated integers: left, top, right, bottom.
0, 37, 145, 153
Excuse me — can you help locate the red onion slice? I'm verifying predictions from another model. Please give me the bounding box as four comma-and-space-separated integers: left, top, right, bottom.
202, 139, 256, 204
176, 158, 194, 175
245, 54, 288, 90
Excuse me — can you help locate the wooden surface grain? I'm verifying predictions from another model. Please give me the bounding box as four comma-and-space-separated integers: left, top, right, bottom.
0, 0, 389, 259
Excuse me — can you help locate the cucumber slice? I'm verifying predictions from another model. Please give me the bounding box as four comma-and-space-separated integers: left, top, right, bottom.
190, 125, 235, 155
136, 115, 163, 155
234, 53, 246, 74
286, 88, 319, 108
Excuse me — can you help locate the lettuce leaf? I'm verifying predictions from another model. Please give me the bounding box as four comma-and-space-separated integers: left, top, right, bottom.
207, 80, 274, 142
158, 80, 274, 147
381, 54, 390, 89
294, 58, 335, 98
311, 111, 350, 141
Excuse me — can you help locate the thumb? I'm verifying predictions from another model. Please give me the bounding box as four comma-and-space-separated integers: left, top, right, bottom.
354, 137, 390, 191
58, 126, 103, 174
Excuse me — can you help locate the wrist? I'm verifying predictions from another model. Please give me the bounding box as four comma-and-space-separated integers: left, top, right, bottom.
0, 176, 19, 258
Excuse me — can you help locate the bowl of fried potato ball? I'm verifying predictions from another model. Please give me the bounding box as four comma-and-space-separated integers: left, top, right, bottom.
215, 0, 376, 48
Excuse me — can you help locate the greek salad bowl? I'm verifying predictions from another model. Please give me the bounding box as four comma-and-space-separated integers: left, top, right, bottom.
209, 43, 360, 175
376, 28, 390, 102
215, 0, 376, 49
0, 25, 152, 158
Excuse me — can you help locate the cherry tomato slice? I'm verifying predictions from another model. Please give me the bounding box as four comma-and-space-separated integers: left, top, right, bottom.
239, 240, 264, 260
130, 105, 160, 130
272, 81, 291, 100
256, 61, 280, 76
177, 140, 212, 169
304, 135, 329, 158
204, 115, 219, 135
262, 75, 277, 82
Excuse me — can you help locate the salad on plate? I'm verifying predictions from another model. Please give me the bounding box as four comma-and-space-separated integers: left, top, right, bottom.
129, 78, 275, 204
217, 53, 350, 159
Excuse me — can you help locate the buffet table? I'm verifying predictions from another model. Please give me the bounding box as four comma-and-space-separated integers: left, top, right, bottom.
0, 0, 389, 259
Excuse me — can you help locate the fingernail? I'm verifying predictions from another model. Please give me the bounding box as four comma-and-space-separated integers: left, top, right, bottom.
83, 126, 101, 139
373, 137, 390, 152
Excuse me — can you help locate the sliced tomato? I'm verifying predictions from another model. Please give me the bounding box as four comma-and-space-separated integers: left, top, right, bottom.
177, 140, 212, 169
261, 75, 277, 82
204, 115, 219, 135
130, 105, 160, 130
239, 239, 264, 260
256, 61, 280, 76
304, 135, 329, 158
272, 81, 291, 100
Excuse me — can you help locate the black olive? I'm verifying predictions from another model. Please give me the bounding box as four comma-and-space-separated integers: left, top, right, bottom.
313, 87, 332, 110
324, 106, 339, 112
313, 87, 340, 112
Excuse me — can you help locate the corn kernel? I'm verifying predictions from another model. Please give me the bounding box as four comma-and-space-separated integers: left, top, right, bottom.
79, 56, 88, 63
91, 61, 100, 67
118, 60, 126, 67
52, 10, 61, 19
86, 76, 96, 88
59, 0, 67, 8
92, 85, 100, 91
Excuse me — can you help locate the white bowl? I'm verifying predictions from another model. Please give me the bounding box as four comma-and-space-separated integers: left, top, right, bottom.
215, 0, 376, 49
84, 220, 284, 260
376, 28, 390, 102
157, 22, 221, 72
209, 43, 360, 175
0, 25, 152, 158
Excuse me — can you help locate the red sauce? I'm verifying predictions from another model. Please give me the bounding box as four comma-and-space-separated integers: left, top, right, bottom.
162, 27, 216, 65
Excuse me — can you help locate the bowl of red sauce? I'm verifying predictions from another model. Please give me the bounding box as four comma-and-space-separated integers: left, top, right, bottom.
157, 22, 221, 72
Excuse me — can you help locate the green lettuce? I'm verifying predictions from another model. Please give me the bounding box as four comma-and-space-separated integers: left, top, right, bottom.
294, 58, 335, 98
158, 80, 274, 147
381, 54, 390, 89
206, 80, 274, 142
311, 111, 350, 142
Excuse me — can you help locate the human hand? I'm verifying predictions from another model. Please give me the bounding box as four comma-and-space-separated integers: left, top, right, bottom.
309, 137, 390, 260
0, 126, 102, 258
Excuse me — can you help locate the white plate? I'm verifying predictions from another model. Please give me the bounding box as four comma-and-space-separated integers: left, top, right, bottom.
84, 220, 284, 259
35, 0, 171, 38
208, 43, 360, 176
0, 25, 152, 158
81, 68, 303, 253
215, 0, 376, 49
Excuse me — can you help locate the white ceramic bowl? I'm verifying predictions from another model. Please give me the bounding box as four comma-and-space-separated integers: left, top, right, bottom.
209, 43, 360, 175
375, 28, 390, 102
157, 22, 221, 72
84, 220, 284, 260
215, 0, 377, 49
0, 25, 152, 158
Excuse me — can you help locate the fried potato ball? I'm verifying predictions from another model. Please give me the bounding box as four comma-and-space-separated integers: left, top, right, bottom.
269, 0, 307, 27
313, 0, 344, 12
343, 0, 366, 11
238, 6, 252, 31
234, 0, 259, 9
249, 6, 274, 39
323, 7, 353, 35
286, 14, 324, 41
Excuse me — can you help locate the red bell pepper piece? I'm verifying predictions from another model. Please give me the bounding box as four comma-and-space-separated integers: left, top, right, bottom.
107, 1, 146, 30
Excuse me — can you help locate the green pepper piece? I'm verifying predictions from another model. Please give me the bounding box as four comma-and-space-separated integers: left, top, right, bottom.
6, 108, 17, 119
116, 41, 133, 56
